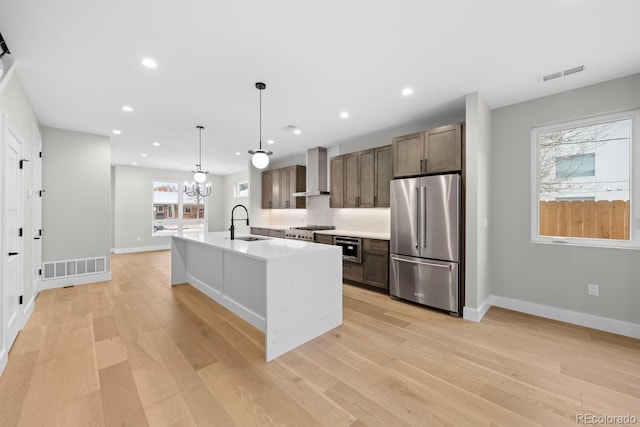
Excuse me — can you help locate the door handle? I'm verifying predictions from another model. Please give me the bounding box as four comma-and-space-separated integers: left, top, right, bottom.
415, 187, 420, 249
421, 186, 427, 248
391, 255, 452, 270
8, 252, 18, 256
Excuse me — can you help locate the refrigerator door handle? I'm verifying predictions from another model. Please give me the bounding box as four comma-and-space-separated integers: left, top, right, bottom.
421, 186, 427, 248
391, 254, 453, 270
415, 187, 420, 249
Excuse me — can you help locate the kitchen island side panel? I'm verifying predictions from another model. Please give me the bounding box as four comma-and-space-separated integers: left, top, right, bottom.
265, 246, 342, 361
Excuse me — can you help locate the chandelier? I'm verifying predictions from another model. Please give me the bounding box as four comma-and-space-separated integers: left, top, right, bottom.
184, 125, 211, 198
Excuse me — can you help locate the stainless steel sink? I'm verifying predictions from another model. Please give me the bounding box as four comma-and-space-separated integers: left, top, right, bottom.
234, 236, 269, 241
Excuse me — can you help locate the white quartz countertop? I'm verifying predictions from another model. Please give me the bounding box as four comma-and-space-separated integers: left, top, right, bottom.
315, 229, 390, 240
172, 231, 340, 261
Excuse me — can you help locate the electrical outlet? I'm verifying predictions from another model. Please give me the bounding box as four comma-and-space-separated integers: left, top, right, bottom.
587, 283, 600, 297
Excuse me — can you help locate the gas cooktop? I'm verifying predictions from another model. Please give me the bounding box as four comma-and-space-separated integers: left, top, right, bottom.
291, 225, 335, 231
285, 225, 335, 241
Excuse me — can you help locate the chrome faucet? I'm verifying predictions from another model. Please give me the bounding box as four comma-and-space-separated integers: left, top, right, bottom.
229, 204, 249, 240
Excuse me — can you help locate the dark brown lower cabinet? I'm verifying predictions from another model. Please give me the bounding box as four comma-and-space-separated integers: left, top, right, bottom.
362, 239, 389, 290
343, 261, 364, 282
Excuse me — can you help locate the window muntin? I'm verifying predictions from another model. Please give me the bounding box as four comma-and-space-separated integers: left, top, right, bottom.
532, 110, 638, 248
152, 180, 205, 235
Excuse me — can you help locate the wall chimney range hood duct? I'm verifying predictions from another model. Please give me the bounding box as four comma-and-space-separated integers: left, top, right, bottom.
292, 147, 330, 197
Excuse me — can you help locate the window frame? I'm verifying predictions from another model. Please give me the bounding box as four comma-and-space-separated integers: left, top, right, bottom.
531, 109, 640, 249
152, 180, 207, 236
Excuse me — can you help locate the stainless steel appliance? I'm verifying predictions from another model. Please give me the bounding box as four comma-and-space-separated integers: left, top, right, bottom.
285, 225, 335, 241
334, 236, 362, 263
390, 173, 460, 315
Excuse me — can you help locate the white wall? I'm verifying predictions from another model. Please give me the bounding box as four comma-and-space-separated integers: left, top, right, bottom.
463, 92, 492, 320
0, 68, 40, 372
490, 73, 640, 328
112, 165, 225, 253
42, 127, 111, 266
223, 170, 250, 235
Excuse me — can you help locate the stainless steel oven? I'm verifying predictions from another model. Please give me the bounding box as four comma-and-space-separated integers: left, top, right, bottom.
335, 236, 362, 263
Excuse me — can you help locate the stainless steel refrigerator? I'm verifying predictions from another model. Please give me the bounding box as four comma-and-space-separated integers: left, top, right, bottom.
390, 173, 460, 315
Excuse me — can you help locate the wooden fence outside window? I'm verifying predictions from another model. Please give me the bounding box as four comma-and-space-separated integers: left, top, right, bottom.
539, 200, 630, 240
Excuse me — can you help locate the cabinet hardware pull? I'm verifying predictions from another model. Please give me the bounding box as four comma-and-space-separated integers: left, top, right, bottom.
424, 158, 428, 171
420, 159, 423, 172
8, 252, 18, 256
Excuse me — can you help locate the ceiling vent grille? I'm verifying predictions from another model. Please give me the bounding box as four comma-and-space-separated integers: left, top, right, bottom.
542, 71, 563, 82
541, 64, 585, 83
563, 65, 585, 76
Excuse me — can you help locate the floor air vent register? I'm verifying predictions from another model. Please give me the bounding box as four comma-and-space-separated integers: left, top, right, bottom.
42, 257, 106, 280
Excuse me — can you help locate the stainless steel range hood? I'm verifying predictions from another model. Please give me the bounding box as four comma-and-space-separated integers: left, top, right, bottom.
292, 147, 330, 197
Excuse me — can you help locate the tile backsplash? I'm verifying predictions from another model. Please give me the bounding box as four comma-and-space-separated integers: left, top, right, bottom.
268, 195, 390, 233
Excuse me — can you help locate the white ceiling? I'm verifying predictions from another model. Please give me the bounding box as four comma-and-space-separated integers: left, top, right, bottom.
2, 0, 640, 175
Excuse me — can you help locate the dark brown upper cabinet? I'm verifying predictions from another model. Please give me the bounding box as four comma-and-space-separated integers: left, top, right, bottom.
393, 123, 463, 178
330, 145, 392, 208
262, 165, 306, 209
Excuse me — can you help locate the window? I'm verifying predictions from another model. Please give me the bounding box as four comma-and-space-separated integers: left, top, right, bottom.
532, 109, 639, 248
152, 180, 206, 235
236, 181, 249, 198
555, 153, 595, 178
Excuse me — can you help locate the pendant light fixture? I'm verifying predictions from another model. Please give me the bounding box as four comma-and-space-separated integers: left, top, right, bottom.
248, 82, 272, 169
193, 125, 209, 183
184, 125, 211, 198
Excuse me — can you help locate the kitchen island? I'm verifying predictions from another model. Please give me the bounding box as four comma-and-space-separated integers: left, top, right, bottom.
171, 231, 342, 361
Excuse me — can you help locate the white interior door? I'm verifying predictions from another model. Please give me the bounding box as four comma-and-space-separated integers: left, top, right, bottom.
3, 115, 23, 350
31, 123, 42, 294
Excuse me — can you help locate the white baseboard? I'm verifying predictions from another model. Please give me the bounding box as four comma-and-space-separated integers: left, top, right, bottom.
0, 349, 6, 377
492, 295, 640, 339
41, 272, 112, 290
23, 295, 35, 325
463, 296, 492, 322
113, 245, 170, 254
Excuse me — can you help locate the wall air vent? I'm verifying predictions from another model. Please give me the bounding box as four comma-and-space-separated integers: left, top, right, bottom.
42, 256, 107, 280
541, 65, 586, 83
542, 71, 563, 82
563, 65, 585, 76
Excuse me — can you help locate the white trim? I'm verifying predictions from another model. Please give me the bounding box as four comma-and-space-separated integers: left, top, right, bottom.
492, 295, 640, 339
0, 61, 15, 94
113, 245, 170, 254
0, 349, 7, 377
23, 294, 35, 325
463, 296, 492, 322
41, 272, 112, 290
183, 272, 266, 332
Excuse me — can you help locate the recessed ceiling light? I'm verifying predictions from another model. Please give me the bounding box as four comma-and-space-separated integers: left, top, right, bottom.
402, 87, 413, 96
142, 57, 157, 68
122, 105, 133, 112
294, 129, 302, 135
340, 112, 349, 119
267, 139, 274, 144
141, 153, 148, 157
131, 162, 137, 165
152, 142, 160, 146
235, 152, 241, 156
113, 130, 121, 135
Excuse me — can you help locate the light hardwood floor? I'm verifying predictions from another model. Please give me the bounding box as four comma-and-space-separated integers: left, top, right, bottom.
1, 250, 639, 426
